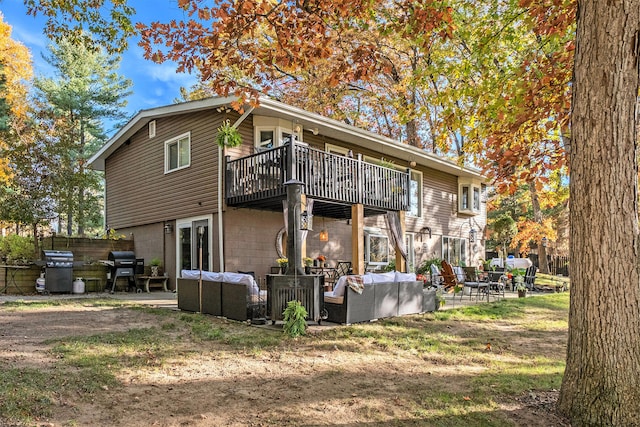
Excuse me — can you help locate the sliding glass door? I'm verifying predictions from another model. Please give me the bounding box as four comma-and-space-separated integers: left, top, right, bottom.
177, 216, 211, 274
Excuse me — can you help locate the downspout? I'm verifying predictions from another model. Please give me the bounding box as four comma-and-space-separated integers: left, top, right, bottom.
217, 107, 254, 272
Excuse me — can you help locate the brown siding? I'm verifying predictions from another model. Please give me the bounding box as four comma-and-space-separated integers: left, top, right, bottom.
104, 107, 486, 275
105, 111, 227, 228
292, 135, 488, 265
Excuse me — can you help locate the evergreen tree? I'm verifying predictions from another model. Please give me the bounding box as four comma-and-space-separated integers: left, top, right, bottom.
34, 37, 132, 236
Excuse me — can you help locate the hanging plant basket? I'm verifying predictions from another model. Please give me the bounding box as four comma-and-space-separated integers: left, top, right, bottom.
216, 119, 242, 148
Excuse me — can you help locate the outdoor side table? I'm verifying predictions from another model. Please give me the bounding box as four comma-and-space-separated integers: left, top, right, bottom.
1, 265, 30, 294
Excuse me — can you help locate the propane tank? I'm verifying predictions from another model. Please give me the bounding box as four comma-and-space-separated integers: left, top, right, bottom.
35, 274, 46, 293
73, 277, 85, 294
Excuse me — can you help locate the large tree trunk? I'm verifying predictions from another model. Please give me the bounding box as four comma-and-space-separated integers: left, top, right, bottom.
557, 1, 640, 424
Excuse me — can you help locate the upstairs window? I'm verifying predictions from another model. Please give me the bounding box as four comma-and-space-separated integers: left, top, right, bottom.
458, 178, 482, 215
257, 129, 275, 151
254, 116, 301, 152
357, 150, 423, 218
165, 132, 190, 173
408, 171, 423, 218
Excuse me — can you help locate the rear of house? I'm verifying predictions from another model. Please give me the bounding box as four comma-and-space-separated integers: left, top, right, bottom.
89, 96, 486, 289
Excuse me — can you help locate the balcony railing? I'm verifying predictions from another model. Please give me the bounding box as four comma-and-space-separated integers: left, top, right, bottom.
225, 143, 410, 212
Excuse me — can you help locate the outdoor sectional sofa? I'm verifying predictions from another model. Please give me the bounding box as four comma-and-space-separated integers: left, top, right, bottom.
177, 271, 265, 321
323, 271, 437, 324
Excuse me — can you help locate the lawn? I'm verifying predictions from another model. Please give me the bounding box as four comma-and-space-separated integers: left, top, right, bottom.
0, 293, 570, 426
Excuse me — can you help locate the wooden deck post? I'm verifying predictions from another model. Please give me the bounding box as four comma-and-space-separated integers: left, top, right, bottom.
351, 204, 364, 275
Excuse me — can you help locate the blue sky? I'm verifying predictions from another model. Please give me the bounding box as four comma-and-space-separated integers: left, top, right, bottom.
1, 1, 198, 133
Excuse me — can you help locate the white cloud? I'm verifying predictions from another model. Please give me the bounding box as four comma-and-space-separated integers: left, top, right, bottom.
144, 62, 197, 86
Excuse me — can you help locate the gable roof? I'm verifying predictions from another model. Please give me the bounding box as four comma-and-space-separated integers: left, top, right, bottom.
88, 96, 484, 181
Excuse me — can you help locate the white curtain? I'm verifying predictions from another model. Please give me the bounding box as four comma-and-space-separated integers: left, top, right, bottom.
386, 211, 407, 261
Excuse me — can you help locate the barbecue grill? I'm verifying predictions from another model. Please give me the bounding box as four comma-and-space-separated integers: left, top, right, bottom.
106, 251, 138, 293
42, 250, 74, 293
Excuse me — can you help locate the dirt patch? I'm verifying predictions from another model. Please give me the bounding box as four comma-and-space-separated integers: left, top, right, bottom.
0, 301, 570, 426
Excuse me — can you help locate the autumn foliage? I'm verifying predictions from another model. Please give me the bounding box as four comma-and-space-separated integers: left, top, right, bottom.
137, 0, 455, 116
0, 15, 33, 182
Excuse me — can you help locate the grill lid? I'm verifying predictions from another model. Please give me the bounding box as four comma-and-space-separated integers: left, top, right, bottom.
108, 251, 136, 266
42, 250, 74, 262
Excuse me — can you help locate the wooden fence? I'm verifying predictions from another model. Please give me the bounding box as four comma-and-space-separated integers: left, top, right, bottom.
2, 237, 134, 295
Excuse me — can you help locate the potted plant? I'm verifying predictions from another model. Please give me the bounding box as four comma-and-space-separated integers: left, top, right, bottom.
283, 300, 308, 338
216, 119, 242, 148
316, 255, 326, 268
511, 267, 527, 296
150, 257, 162, 277
277, 257, 289, 274
303, 257, 313, 274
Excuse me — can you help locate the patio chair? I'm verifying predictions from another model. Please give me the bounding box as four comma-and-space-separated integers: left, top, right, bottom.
430, 263, 443, 289
440, 260, 463, 298
462, 267, 490, 302
524, 265, 537, 291
486, 270, 506, 299
329, 261, 352, 286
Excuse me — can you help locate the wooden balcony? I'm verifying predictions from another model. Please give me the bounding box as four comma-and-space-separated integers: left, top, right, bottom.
225, 143, 410, 218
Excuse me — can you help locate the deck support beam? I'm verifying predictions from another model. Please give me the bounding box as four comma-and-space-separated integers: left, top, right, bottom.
351, 204, 364, 275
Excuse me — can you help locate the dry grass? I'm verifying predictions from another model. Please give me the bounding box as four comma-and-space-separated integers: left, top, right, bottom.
0, 293, 570, 426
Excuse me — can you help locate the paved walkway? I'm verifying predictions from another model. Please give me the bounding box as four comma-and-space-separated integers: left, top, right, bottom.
439, 287, 528, 310
0, 288, 562, 334
0, 287, 550, 313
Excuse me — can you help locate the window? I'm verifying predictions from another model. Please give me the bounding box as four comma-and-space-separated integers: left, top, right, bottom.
473, 187, 481, 211
253, 116, 302, 152
458, 178, 482, 214
148, 120, 156, 138
359, 153, 423, 217
325, 144, 348, 156
365, 233, 390, 266
461, 186, 469, 210
409, 171, 423, 217
442, 236, 467, 266
405, 233, 416, 272
165, 132, 190, 173
256, 129, 275, 151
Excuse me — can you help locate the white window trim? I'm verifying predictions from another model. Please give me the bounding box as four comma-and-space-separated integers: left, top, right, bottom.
442, 235, 468, 266
148, 120, 156, 138
325, 143, 349, 155
164, 131, 191, 174
408, 170, 423, 218
405, 232, 416, 272
175, 214, 213, 279
255, 126, 277, 151
458, 178, 482, 215
361, 154, 422, 218
365, 233, 390, 266
253, 116, 302, 151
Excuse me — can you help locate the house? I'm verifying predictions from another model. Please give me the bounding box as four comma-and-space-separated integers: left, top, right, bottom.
88, 96, 486, 289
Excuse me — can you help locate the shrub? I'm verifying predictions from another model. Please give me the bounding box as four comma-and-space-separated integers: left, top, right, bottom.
0, 234, 35, 263
416, 257, 442, 275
